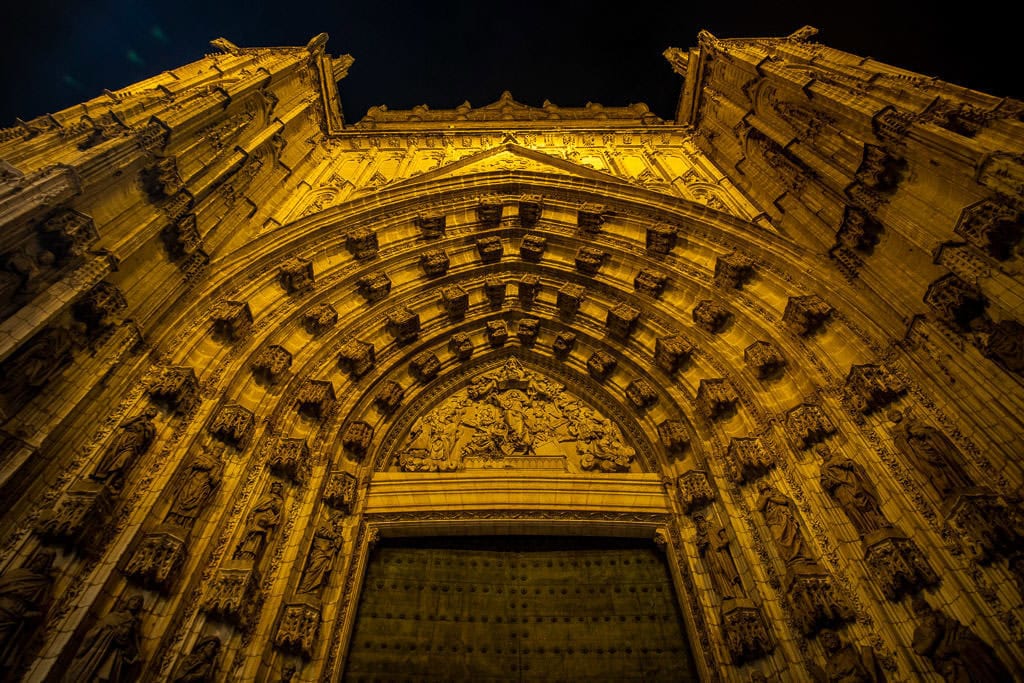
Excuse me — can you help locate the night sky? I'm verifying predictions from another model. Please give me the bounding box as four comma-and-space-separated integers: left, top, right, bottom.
0, 1, 1019, 129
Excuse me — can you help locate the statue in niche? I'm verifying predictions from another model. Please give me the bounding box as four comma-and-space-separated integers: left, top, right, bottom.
0, 323, 86, 394
63, 595, 144, 683
911, 596, 1011, 682
811, 628, 886, 683
694, 515, 744, 599
234, 482, 285, 562
165, 447, 224, 528
172, 635, 221, 682
818, 446, 891, 536
888, 410, 975, 497
0, 551, 55, 673
756, 481, 817, 567
90, 409, 158, 491
297, 513, 343, 595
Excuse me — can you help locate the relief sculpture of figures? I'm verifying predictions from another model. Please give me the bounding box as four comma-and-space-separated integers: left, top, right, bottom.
172, 635, 221, 683
0, 551, 55, 675
888, 410, 974, 497
756, 481, 817, 567
297, 513, 343, 595
165, 447, 224, 528
62, 595, 144, 683
910, 596, 1011, 682
90, 409, 158, 492
234, 481, 285, 562
694, 514, 744, 599
818, 446, 891, 537
811, 628, 886, 683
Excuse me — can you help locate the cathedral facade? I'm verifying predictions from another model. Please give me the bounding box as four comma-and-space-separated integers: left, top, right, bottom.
0, 25, 1021, 681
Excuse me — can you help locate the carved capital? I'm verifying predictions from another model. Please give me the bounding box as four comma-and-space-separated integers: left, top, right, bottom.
744, 340, 786, 378
782, 294, 832, 336
692, 300, 730, 333
356, 271, 391, 302
784, 565, 853, 636
415, 210, 446, 238
575, 246, 607, 275
696, 378, 738, 421
420, 248, 450, 277
954, 197, 1022, 260
557, 283, 585, 317
38, 208, 98, 258
625, 378, 657, 410
484, 277, 506, 306
634, 269, 668, 297
440, 284, 469, 318
141, 156, 184, 201
476, 196, 503, 227
386, 307, 420, 344
252, 345, 292, 384
296, 379, 335, 419
837, 206, 882, 252
517, 274, 540, 307
34, 479, 112, 553
714, 252, 754, 288
577, 202, 610, 232
73, 280, 127, 331
655, 335, 694, 374
323, 470, 358, 512
552, 331, 576, 358
303, 303, 338, 334
210, 300, 253, 342
448, 332, 474, 361
346, 227, 378, 260
646, 223, 678, 254
587, 350, 617, 381
518, 194, 543, 226
209, 403, 256, 449
677, 470, 715, 514
343, 421, 373, 460
475, 235, 503, 263
606, 303, 640, 339
785, 403, 835, 450
149, 365, 200, 414
721, 599, 774, 664
727, 436, 775, 484
267, 438, 311, 485
862, 529, 939, 601
203, 564, 262, 630
486, 320, 509, 347
275, 600, 321, 659
517, 317, 540, 345
374, 380, 405, 413
657, 420, 690, 459
122, 525, 188, 592
410, 351, 441, 383
519, 233, 546, 261
845, 364, 906, 413
278, 257, 314, 294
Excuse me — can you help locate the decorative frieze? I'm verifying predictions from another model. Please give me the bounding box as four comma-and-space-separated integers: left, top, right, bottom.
782, 294, 832, 336
575, 246, 607, 275
518, 194, 543, 226
210, 300, 253, 342
557, 283, 585, 317
123, 526, 187, 593
692, 300, 730, 333
519, 233, 546, 261
655, 335, 693, 373
279, 257, 314, 294
552, 331, 576, 357
342, 421, 373, 460
587, 350, 617, 381
696, 378, 738, 420
714, 252, 754, 288
303, 303, 338, 334
374, 381, 405, 414
484, 276, 506, 306
727, 437, 774, 484
677, 470, 714, 514
475, 236, 503, 263
268, 438, 311, 485
356, 271, 391, 302
208, 403, 256, 450
419, 248, 450, 277
518, 274, 540, 307
323, 470, 358, 512
626, 378, 657, 409
345, 226, 378, 259
337, 340, 375, 378
441, 284, 469, 318
486, 320, 509, 347
149, 365, 200, 414
275, 600, 321, 659
252, 345, 292, 384
634, 269, 667, 297
517, 317, 540, 345
606, 303, 640, 339
646, 223, 678, 254
448, 332, 474, 360
578, 202, 610, 232
476, 196, 503, 226
744, 340, 785, 378
410, 351, 441, 383
657, 419, 689, 458
386, 307, 420, 344
845, 364, 907, 413
415, 210, 446, 238
296, 379, 335, 419
785, 404, 835, 450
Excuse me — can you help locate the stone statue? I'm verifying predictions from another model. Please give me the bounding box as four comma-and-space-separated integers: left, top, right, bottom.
910, 596, 1011, 682
756, 481, 816, 567
63, 595, 144, 683
1, 324, 84, 394
818, 446, 891, 536
165, 447, 224, 528
297, 514, 343, 595
813, 628, 886, 682
172, 635, 221, 682
888, 410, 974, 497
234, 481, 285, 562
694, 515, 744, 599
0, 551, 55, 673
91, 409, 158, 491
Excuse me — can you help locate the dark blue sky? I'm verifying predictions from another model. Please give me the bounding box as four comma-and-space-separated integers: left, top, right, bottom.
0, 1, 1019, 128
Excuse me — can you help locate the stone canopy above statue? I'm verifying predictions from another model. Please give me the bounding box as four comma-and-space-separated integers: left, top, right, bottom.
387, 357, 641, 473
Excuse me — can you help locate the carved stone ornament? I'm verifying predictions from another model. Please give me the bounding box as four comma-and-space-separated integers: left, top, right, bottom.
149, 365, 200, 414
162, 213, 202, 260
122, 525, 187, 593
203, 564, 262, 629
477, 196, 503, 227
655, 335, 694, 374
475, 235, 503, 263
607, 303, 640, 339
923, 273, 988, 331
587, 350, 617, 381
519, 233, 546, 261
634, 269, 668, 297
727, 436, 774, 484
0, 550, 56, 676
303, 303, 338, 334
696, 378, 738, 421
234, 481, 285, 564
854, 144, 905, 192
517, 317, 540, 345
744, 340, 786, 378
837, 206, 883, 252
338, 339, 375, 378
210, 300, 253, 342
73, 280, 127, 331
557, 283, 585, 317
575, 246, 607, 275
577, 202, 610, 231
721, 599, 774, 664
63, 595, 145, 682
34, 479, 112, 552
164, 447, 223, 529
486, 320, 509, 347
89, 409, 158, 492
268, 438, 311, 485
695, 515, 745, 599
420, 248, 449, 277
297, 514, 343, 596
278, 257, 315, 294
783, 294, 832, 336
985, 319, 1024, 374
646, 223, 678, 254
275, 601, 321, 659
141, 155, 184, 201
386, 307, 420, 344
415, 210, 446, 238
625, 378, 657, 410
845, 364, 907, 413
756, 481, 819, 570
208, 403, 256, 450
323, 470, 358, 512
677, 470, 714, 514
954, 197, 1022, 260
410, 351, 441, 383
692, 299, 730, 333
862, 528, 939, 601
484, 277, 506, 306
448, 332, 474, 361
252, 345, 292, 384
374, 380, 405, 414
943, 490, 1020, 565
887, 409, 976, 501
518, 194, 543, 226
813, 628, 886, 683
171, 635, 221, 683
38, 208, 98, 258
343, 421, 374, 460
78, 110, 131, 150
911, 596, 1012, 682
518, 274, 540, 307
714, 252, 754, 288
356, 271, 391, 302
441, 284, 469, 318
784, 564, 854, 636
345, 226, 378, 259
398, 357, 636, 472
785, 403, 835, 450
657, 419, 689, 458
552, 331, 576, 358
